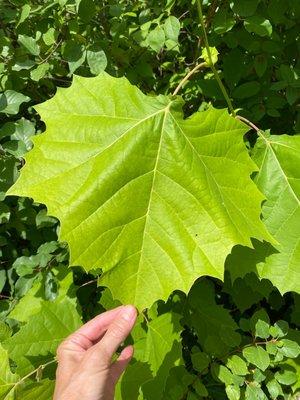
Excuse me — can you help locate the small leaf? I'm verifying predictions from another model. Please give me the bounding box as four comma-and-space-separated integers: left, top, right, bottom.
18, 34, 40, 56
227, 355, 248, 376
243, 346, 270, 371
231, 0, 261, 17
63, 41, 86, 74
269, 320, 289, 338
254, 54, 268, 77
255, 319, 270, 339
17, 4, 31, 26
164, 16, 180, 42
147, 26, 165, 52
278, 339, 300, 358
245, 383, 267, 400
244, 16, 273, 37
87, 49, 107, 75
191, 350, 210, 372
275, 369, 298, 385
42, 27, 56, 46
0, 90, 30, 115
212, 364, 234, 385
233, 82, 260, 99
30, 63, 50, 81
266, 379, 283, 399
213, 11, 236, 34
201, 46, 218, 66
194, 380, 208, 397
226, 385, 240, 400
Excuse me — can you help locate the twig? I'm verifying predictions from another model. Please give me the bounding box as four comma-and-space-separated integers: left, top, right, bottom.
79, 278, 98, 288
235, 115, 260, 133
38, 39, 63, 65
172, 62, 207, 96
196, 0, 235, 116
13, 358, 57, 389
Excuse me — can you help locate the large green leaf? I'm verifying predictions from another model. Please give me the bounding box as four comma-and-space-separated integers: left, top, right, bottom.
7, 73, 272, 309
116, 312, 182, 400
252, 133, 300, 293
0, 345, 19, 400
187, 280, 240, 356
3, 298, 81, 376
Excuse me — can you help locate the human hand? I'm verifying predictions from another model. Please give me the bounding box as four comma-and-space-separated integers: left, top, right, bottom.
53, 305, 137, 400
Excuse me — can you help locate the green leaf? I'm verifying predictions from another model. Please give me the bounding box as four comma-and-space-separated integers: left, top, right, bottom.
244, 17, 272, 37
163, 16, 180, 42
162, 366, 194, 400
201, 46, 218, 66
245, 383, 267, 400
9, 267, 74, 322
1, 118, 35, 150
135, 313, 182, 373
194, 380, 208, 397
278, 339, 300, 358
213, 11, 236, 34
0, 90, 30, 115
17, 4, 31, 27
42, 28, 56, 46
3, 298, 81, 375
250, 309, 270, 333
275, 369, 298, 385
7, 73, 272, 309
252, 134, 300, 294
0, 344, 19, 399
243, 346, 270, 371
269, 320, 289, 338
87, 49, 107, 75
191, 350, 210, 372
226, 355, 248, 376
30, 63, 50, 81
254, 54, 268, 77
226, 385, 241, 400
63, 41, 86, 74
212, 364, 236, 386
117, 312, 182, 400
231, 0, 261, 17
21, 379, 55, 400
233, 82, 260, 99
188, 281, 241, 356
255, 320, 270, 339
266, 379, 283, 399
18, 34, 40, 56
147, 26, 165, 52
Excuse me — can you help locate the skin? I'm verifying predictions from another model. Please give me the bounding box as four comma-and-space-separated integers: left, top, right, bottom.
53, 305, 137, 400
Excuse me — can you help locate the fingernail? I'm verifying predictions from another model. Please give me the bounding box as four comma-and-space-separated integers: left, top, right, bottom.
122, 305, 137, 322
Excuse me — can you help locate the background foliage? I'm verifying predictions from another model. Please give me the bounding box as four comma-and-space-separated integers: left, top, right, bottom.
0, 0, 299, 399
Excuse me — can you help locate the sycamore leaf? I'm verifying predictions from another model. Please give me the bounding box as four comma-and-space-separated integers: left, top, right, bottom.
9, 266, 75, 322
3, 298, 81, 376
0, 345, 19, 400
7, 73, 272, 309
117, 312, 182, 400
252, 134, 300, 294
187, 280, 240, 356
21, 379, 55, 400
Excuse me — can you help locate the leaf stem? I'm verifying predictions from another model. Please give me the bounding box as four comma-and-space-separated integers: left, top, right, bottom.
14, 358, 57, 388
172, 62, 207, 96
196, 0, 235, 116
235, 115, 261, 133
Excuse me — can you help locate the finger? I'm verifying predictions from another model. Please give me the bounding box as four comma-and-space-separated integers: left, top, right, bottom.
57, 305, 125, 359
90, 305, 137, 367
110, 345, 134, 383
